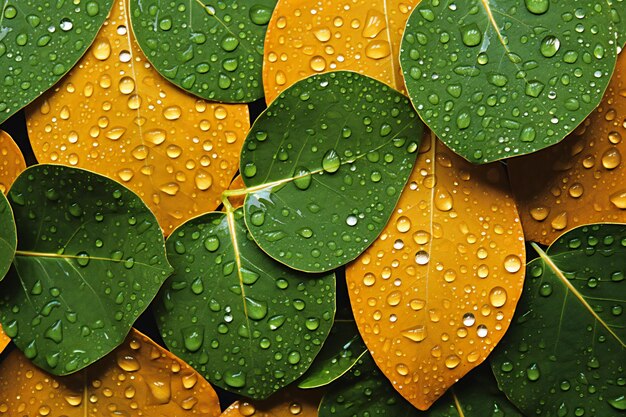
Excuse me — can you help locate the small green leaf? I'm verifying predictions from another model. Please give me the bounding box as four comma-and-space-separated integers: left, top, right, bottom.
240, 71, 423, 272
0, 165, 172, 375
130, 0, 276, 103
491, 224, 626, 416
400, 0, 617, 163
155, 209, 336, 400
609, 0, 626, 47
319, 358, 522, 417
298, 320, 367, 389
0, 0, 114, 124
0, 193, 16, 281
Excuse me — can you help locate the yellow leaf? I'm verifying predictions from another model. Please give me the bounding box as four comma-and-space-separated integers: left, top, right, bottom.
224, 174, 246, 210
262, 0, 420, 103
346, 132, 526, 410
26, 0, 250, 234
0, 328, 221, 416
221, 388, 322, 417
0, 326, 9, 355
508, 50, 626, 245
0, 130, 26, 194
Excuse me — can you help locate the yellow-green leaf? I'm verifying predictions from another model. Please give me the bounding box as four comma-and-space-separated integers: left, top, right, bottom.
262, 0, 420, 103
26, 0, 250, 234
346, 132, 526, 410
0, 328, 221, 416
509, 45, 626, 245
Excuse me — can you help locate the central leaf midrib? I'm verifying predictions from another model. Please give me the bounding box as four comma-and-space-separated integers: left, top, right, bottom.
532, 242, 625, 348
14, 250, 167, 271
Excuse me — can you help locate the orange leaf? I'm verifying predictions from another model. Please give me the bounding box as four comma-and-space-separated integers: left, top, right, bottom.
508, 50, 626, 245
0, 328, 221, 416
225, 174, 246, 210
26, 0, 250, 234
346, 132, 526, 410
0, 326, 9, 354
0, 130, 26, 194
262, 0, 420, 103
221, 388, 322, 417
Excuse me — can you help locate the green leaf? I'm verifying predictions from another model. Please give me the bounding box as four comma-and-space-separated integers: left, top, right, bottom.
319, 358, 523, 417
298, 320, 367, 389
0, 193, 16, 281
319, 354, 418, 417
400, 0, 617, 163
0, 165, 172, 375
491, 224, 626, 415
240, 71, 423, 273
0, 0, 114, 124
154, 208, 336, 400
609, 0, 626, 47
130, 0, 276, 103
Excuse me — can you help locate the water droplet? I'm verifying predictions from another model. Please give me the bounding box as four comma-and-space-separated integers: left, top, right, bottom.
293, 167, 312, 190
602, 148, 622, 169
461, 23, 482, 46
445, 355, 461, 369
489, 287, 508, 307
322, 149, 341, 173
525, 0, 549, 14
504, 254, 521, 273
526, 363, 541, 381
117, 354, 141, 372
415, 250, 430, 265
396, 216, 411, 232
402, 325, 427, 342
540, 35, 560, 57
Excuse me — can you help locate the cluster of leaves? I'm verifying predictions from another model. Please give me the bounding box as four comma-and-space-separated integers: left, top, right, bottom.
0, 0, 624, 416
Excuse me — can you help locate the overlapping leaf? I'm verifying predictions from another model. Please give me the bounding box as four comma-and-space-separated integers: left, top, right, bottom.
346, 133, 525, 410
298, 320, 367, 389
0, 328, 221, 416
509, 47, 626, 245
491, 224, 626, 416
130, 0, 276, 103
263, 0, 419, 103
155, 208, 336, 399
221, 387, 322, 417
0, 130, 26, 194
0, 0, 114, 124
0, 165, 172, 375
241, 71, 423, 273
26, 0, 250, 234
319, 358, 522, 417
400, 0, 617, 163
0, 193, 15, 282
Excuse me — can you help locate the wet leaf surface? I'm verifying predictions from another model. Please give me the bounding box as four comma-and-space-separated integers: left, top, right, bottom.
155, 208, 336, 399
346, 133, 526, 410
400, 0, 617, 163
0, 328, 221, 416
221, 387, 322, 417
241, 71, 423, 273
130, 0, 276, 103
0, 165, 172, 375
298, 320, 367, 389
609, 0, 626, 47
27, 0, 250, 234
0, 193, 15, 282
509, 46, 626, 245
0, 0, 114, 124
262, 0, 419, 103
0, 130, 26, 194
0, 326, 8, 354
491, 223, 626, 416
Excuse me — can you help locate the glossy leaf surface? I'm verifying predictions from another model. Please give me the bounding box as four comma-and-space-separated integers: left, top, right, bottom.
491, 224, 626, 416
155, 209, 336, 399
0, 0, 114, 124
509, 47, 626, 245
130, 0, 276, 103
0, 328, 221, 416
221, 388, 322, 417
0, 193, 15, 282
0, 326, 9, 353
241, 71, 423, 273
263, 0, 419, 103
346, 133, 526, 409
610, 0, 626, 47
0, 130, 26, 194
0, 165, 172, 375
298, 320, 367, 389
400, 0, 617, 163
27, 0, 250, 234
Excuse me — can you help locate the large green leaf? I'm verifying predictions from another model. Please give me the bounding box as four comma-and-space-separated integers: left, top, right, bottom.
319, 356, 521, 416
0, 165, 172, 375
130, 0, 276, 103
400, 0, 617, 163
155, 208, 336, 399
239, 71, 423, 273
298, 320, 367, 389
491, 224, 626, 415
0, 0, 114, 124
0, 193, 16, 281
